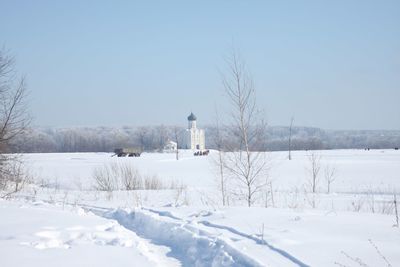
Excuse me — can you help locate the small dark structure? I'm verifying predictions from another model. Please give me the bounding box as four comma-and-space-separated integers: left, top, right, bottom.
114, 148, 141, 157
194, 149, 210, 156
395, 147, 399, 150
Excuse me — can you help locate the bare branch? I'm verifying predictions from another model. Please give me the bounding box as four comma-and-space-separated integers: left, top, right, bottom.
221, 49, 268, 207
0, 48, 31, 197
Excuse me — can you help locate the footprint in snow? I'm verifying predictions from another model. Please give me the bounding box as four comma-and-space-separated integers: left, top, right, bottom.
21, 222, 136, 250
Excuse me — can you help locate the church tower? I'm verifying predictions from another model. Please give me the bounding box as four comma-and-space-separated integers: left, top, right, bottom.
185, 112, 205, 150
188, 112, 197, 129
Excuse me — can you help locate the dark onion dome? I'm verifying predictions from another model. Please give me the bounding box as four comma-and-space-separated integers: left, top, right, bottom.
187, 112, 197, 121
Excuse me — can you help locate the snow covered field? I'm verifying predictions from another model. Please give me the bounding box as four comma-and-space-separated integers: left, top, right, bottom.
1, 149, 399, 266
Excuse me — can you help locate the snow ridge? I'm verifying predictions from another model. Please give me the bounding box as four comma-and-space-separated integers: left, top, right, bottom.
143, 208, 310, 267
104, 208, 264, 267
197, 220, 310, 267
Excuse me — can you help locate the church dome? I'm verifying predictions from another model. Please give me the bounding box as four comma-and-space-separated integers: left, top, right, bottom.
187, 112, 197, 121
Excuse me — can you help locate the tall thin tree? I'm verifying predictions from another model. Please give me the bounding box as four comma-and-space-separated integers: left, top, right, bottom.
213, 109, 229, 206
288, 116, 294, 160
173, 126, 180, 160
221, 50, 268, 207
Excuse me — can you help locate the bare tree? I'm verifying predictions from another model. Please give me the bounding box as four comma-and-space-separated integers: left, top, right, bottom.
221, 50, 268, 207
324, 164, 337, 194
92, 162, 121, 194
394, 195, 399, 228
173, 126, 180, 160
136, 126, 149, 152
120, 163, 142, 190
212, 109, 229, 206
155, 124, 168, 151
288, 116, 294, 160
306, 151, 321, 193
0, 49, 30, 197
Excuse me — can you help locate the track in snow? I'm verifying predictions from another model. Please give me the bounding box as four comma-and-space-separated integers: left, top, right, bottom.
143, 208, 310, 267
83, 204, 310, 267
81, 204, 264, 266
103, 208, 264, 267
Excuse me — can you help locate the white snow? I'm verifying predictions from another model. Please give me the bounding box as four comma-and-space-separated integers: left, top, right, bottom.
1, 149, 399, 266
0, 199, 167, 267
22, 149, 400, 192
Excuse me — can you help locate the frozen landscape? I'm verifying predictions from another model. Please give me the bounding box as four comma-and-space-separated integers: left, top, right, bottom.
1, 149, 399, 266
1, 2, 399, 266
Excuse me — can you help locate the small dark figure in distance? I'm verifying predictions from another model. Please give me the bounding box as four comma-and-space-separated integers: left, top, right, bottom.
194, 149, 210, 156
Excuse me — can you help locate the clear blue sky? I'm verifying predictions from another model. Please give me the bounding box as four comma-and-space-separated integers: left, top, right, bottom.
1, 0, 399, 130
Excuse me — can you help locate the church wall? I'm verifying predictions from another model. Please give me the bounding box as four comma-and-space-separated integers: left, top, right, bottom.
185, 114, 205, 150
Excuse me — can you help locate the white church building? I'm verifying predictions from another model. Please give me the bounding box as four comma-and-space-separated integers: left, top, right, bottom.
185, 112, 205, 150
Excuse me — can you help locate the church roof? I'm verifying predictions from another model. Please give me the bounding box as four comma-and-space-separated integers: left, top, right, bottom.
187, 112, 197, 121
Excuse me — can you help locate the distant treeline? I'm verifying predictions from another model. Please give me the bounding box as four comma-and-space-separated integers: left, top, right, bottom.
9, 125, 400, 153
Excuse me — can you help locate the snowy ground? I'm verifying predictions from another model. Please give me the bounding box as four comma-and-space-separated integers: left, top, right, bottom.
1, 149, 399, 266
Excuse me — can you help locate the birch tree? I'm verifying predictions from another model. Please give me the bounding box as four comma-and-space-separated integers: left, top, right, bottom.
307, 151, 321, 193
212, 110, 229, 206
221, 51, 268, 207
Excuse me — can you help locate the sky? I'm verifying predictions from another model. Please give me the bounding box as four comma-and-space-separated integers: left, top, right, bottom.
1, 0, 399, 130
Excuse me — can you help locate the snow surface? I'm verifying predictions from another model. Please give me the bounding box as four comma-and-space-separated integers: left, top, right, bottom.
1, 149, 399, 266
0, 199, 173, 267
22, 149, 400, 192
